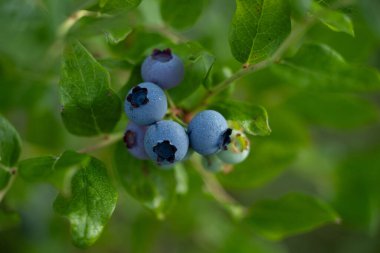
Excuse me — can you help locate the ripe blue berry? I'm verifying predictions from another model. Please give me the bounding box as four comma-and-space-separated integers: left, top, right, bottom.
141, 48, 185, 89
144, 120, 189, 167
217, 130, 250, 164
188, 110, 231, 156
123, 121, 149, 160
125, 82, 167, 126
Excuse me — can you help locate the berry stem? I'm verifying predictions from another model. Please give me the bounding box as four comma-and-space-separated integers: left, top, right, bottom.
171, 115, 187, 127
165, 91, 176, 110
165, 91, 187, 126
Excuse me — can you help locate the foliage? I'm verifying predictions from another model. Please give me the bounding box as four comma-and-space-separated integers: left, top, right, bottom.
1, 0, 380, 252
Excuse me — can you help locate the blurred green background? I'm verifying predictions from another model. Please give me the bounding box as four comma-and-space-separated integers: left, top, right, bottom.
1, 0, 380, 252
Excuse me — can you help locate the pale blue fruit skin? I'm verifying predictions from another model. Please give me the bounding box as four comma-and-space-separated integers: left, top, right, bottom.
188, 110, 228, 155
201, 155, 224, 172
217, 130, 250, 164
141, 54, 185, 89
218, 147, 249, 164
124, 82, 167, 126
144, 120, 189, 167
125, 121, 149, 160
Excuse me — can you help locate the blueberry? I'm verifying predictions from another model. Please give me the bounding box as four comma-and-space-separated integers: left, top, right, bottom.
123, 121, 149, 160
144, 120, 189, 167
125, 82, 167, 125
188, 110, 231, 155
217, 130, 250, 164
141, 48, 185, 89
201, 155, 224, 172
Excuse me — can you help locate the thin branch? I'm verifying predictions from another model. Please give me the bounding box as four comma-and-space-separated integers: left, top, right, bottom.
57, 10, 111, 39
206, 58, 272, 101
165, 91, 187, 126
78, 132, 124, 154
271, 18, 316, 62
45, 10, 111, 64
144, 25, 187, 44
165, 91, 176, 110
170, 114, 187, 127
192, 159, 248, 219
0, 168, 17, 203
203, 8, 336, 103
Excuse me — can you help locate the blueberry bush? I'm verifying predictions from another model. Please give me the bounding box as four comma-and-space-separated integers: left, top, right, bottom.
1, 0, 380, 252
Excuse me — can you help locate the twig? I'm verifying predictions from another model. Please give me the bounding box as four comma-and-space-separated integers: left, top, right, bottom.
165, 91, 187, 126
202, 8, 329, 104
57, 10, 111, 39
145, 25, 187, 44
192, 159, 248, 219
78, 132, 124, 154
45, 9, 112, 63
0, 168, 17, 203
165, 91, 176, 110
206, 58, 272, 102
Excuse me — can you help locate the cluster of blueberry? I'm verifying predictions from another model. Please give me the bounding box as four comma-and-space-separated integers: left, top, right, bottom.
123, 48, 250, 170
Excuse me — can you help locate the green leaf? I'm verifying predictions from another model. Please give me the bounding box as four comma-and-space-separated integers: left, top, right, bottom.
209, 100, 271, 136
286, 93, 380, 129
334, 147, 380, 230
246, 193, 340, 240
60, 40, 122, 136
114, 142, 176, 218
100, 0, 142, 12
54, 157, 118, 248
311, 2, 355, 36
19, 151, 116, 246
168, 42, 215, 104
54, 150, 90, 170
19, 156, 57, 181
105, 26, 133, 45
19, 151, 89, 182
272, 43, 380, 92
229, 0, 291, 64
160, 0, 205, 30
0, 115, 21, 168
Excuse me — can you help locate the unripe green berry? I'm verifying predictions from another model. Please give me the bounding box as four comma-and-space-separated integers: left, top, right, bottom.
217, 130, 250, 164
